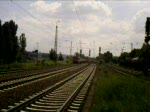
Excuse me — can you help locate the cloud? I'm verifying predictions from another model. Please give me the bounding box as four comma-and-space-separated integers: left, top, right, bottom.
30, 1, 61, 14
74, 1, 112, 17
1, 1, 149, 56
132, 8, 150, 34
28, 1, 133, 56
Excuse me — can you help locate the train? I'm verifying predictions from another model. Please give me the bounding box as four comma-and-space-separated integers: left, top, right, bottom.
72, 56, 98, 64
73, 56, 88, 64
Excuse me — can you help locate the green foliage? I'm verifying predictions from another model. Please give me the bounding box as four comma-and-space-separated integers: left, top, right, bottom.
41, 59, 45, 66
129, 49, 141, 58
18, 33, 27, 62
19, 33, 26, 53
92, 66, 150, 112
0, 60, 70, 71
140, 43, 150, 58
103, 51, 113, 63
0, 20, 26, 64
118, 52, 129, 65
118, 43, 150, 71
66, 57, 73, 64
118, 43, 150, 62
49, 49, 57, 61
58, 52, 64, 61
74, 52, 80, 57
1, 20, 18, 64
95, 56, 100, 60
112, 56, 119, 64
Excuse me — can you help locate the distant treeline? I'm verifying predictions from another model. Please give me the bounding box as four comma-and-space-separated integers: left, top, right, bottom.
97, 43, 150, 71
0, 20, 26, 64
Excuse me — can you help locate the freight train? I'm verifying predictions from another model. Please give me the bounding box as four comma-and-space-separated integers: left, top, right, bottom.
73, 56, 88, 64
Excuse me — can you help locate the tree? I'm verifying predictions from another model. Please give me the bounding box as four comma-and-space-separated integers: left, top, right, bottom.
58, 52, 64, 61
139, 43, 150, 58
18, 33, 26, 61
49, 49, 57, 61
80, 54, 85, 58
118, 52, 129, 66
140, 44, 150, 73
103, 51, 113, 63
112, 56, 119, 64
0, 20, 27, 64
74, 52, 80, 57
2, 20, 18, 64
129, 49, 140, 58
19, 33, 26, 53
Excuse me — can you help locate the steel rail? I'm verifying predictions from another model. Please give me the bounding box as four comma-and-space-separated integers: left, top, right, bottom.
105, 64, 150, 81
0, 64, 87, 92
58, 65, 96, 112
0, 65, 76, 76
1, 65, 90, 112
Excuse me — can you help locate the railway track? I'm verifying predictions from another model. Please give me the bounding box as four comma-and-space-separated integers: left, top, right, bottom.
1, 64, 96, 112
0, 67, 53, 76
0, 65, 73, 76
105, 64, 142, 76
0, 65, 77, 82
105, 65, 129, 76
0, 69, 26, 75
0, 64, 87, 92
105, 64, 150, 81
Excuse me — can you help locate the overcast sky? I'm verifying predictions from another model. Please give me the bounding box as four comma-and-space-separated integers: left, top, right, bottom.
0, 0, 149, 57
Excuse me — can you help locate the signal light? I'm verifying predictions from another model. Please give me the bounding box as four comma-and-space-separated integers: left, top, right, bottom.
145, 36, 150, 43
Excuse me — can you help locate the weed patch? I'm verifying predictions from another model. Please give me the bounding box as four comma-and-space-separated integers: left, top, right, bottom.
92, 66, 150, 112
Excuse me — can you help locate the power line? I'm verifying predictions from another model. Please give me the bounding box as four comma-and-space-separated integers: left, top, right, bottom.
71, 0, 91, 54
11, 0, 55, 32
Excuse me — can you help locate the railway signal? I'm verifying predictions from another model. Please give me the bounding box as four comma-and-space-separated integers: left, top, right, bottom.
144, 17, 150, 76
145, 17, 150, 43
89, 49, 91, 57
99, 47, 101, 55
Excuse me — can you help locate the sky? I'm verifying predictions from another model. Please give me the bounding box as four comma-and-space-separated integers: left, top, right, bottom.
0, 0, 149, 57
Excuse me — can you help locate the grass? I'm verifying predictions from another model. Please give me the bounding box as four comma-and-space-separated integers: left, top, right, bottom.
91, 65, 150, 112
0, 60, 71, 71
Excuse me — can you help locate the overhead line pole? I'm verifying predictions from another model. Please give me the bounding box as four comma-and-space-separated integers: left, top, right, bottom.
70, 41, 72, 57
54, 21, 60, 62
130, 43, 133, 51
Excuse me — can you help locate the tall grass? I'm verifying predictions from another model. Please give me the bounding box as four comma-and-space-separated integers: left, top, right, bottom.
0, 60, 70, 71
91, 66, 150, 112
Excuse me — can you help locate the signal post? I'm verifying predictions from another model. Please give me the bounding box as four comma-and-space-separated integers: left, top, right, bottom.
144, 17, 150, 75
